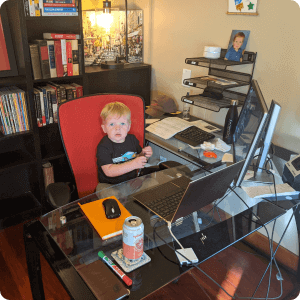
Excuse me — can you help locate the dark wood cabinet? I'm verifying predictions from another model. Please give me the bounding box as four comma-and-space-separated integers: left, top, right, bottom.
85, 64, 151, 106
0, 0, 151, 228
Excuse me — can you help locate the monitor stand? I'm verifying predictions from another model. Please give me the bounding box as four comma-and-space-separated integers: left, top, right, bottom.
243, 158, 283, 185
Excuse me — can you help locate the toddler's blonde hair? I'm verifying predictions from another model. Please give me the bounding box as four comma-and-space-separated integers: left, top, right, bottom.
100, 102, 131, 124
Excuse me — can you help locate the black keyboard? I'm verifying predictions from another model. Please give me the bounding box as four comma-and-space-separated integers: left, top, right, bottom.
174, 126, 215, 147
147, 190, 185, 218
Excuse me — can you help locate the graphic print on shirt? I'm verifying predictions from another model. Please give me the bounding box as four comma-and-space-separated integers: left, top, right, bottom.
112, 151, 137, 164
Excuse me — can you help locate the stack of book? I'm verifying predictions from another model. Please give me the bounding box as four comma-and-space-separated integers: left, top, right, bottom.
34, 82, 83, 127
24, 0, 79, 16
29, 33, 82, 80
0, 86, 30, 136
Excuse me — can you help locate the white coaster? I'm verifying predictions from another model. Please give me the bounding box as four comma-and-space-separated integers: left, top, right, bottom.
111, 248, 151, 273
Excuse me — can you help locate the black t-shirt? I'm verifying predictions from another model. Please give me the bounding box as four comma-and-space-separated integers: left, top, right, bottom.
96, 134, 142, 184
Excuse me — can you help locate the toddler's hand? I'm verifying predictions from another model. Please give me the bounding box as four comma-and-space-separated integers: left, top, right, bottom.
142, 146, 153, 158
134, 156, 148, 169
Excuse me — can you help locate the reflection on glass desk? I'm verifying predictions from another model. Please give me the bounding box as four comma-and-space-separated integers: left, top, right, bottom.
25, 163, 291, 300
145, 129, 227, 170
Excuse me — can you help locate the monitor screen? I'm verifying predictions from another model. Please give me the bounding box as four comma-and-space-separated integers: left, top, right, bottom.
233, 79, 269, 186
255, 100, 281, 173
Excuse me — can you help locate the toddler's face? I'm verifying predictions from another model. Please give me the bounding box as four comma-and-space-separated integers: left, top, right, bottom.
233, 36, 244, 51
102, 114, 131, 143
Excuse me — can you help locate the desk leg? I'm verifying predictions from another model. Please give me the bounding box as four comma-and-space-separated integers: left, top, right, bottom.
292, 205, 300, 284
23, 226, 45, 300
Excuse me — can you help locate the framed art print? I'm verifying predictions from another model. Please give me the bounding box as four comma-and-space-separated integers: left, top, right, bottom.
0, 4, 18, 77
227, 0, 258, 15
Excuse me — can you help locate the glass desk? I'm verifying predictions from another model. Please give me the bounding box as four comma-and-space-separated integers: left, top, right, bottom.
145, 115, 226, 170
24, 164, 293, 300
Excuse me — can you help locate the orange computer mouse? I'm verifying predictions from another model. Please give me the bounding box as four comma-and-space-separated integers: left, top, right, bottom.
203, 151, 217, 158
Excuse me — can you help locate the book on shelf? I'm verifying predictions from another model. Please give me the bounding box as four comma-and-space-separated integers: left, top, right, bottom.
78, 196, 132, 240
60, 39, 68, 77
43, 2, 76, 7
13, 87, 30, 131
29, 44, 42, 80
45, 84, 58, 123
78, 42, 82, 75
60, 83, 76, 100
0, 111, 5, 135
29, 0, 35, 16
7, 88, 23, 132
0, 92, 12, 134
48, 81, 66, 103
71, 39, 79, 76
35, 86, 50, 125
0, 89, 18, 133
34, 88, 46, 126
42, 161, 54, 189
0, 87, 29, 135
70, 83, 83, 98
23, 0, 30, 16
66, 40, 73, 76
43, 33, 80, 40
33, 90, 43, 127
2, 89, 20, 133
42, 11, 78, 16
43, 6, 77, 12
44, 87, 54, 124
33, 40, 51, 79
43, 0, 75, 3
53, 40, 64, 77
46, 40, 57, 78
34, 0, 42, 16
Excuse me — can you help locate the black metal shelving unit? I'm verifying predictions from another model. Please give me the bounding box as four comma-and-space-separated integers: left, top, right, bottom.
182, 48, 257, 112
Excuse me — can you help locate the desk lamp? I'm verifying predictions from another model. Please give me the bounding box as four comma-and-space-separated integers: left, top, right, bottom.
100, 0, 128, 69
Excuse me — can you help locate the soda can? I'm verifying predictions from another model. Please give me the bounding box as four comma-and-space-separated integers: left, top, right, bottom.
123, 216, 144, 260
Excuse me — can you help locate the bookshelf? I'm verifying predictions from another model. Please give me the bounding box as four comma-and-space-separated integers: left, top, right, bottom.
1, 0, 151, 228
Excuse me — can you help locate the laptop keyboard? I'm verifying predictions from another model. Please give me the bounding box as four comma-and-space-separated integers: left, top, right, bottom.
147, 189, 185, 218
174, 126, 215, 147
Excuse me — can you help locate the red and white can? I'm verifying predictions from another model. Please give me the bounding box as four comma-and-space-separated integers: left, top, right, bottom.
123, 216, 144, 260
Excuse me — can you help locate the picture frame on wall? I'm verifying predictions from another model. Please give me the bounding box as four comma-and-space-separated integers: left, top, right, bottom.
0, 4, 18, 78
227, 0, 258, 15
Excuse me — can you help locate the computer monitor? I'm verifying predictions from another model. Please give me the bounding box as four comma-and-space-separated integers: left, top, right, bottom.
233, 79, 269, 186
255, 100, 281, 173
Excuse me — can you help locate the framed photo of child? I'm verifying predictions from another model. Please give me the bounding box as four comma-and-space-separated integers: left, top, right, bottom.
224, 30, 250, 63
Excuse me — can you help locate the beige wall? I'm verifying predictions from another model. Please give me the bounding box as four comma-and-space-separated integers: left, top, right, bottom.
82, 0, 300, 152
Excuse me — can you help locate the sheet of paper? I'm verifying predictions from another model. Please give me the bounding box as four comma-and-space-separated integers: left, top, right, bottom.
146, 119, 160, 124
201, 75, 237, 86
190, 120, 221, 133
242, 183, 297, 199
146, 117, 192, 139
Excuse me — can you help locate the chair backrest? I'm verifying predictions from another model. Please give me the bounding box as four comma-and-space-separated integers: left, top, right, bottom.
58, 94, 145, 198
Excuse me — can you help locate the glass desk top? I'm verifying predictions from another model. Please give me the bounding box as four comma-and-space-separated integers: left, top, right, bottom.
35, 163, 292, 299
145, 115, 227, 170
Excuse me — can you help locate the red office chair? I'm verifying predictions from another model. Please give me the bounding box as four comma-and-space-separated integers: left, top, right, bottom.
58, 93, 145, 199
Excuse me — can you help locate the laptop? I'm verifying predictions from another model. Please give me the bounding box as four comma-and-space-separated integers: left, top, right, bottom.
131, 160, 245, 224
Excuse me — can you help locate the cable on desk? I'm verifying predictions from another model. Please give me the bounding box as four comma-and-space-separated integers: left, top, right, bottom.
166, 158, 285, 299
182, 158, 283, 299
229, 168, 285, 300
153, 220, 180, 265
153, 207, 288, 300
228, 186, 292, 300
